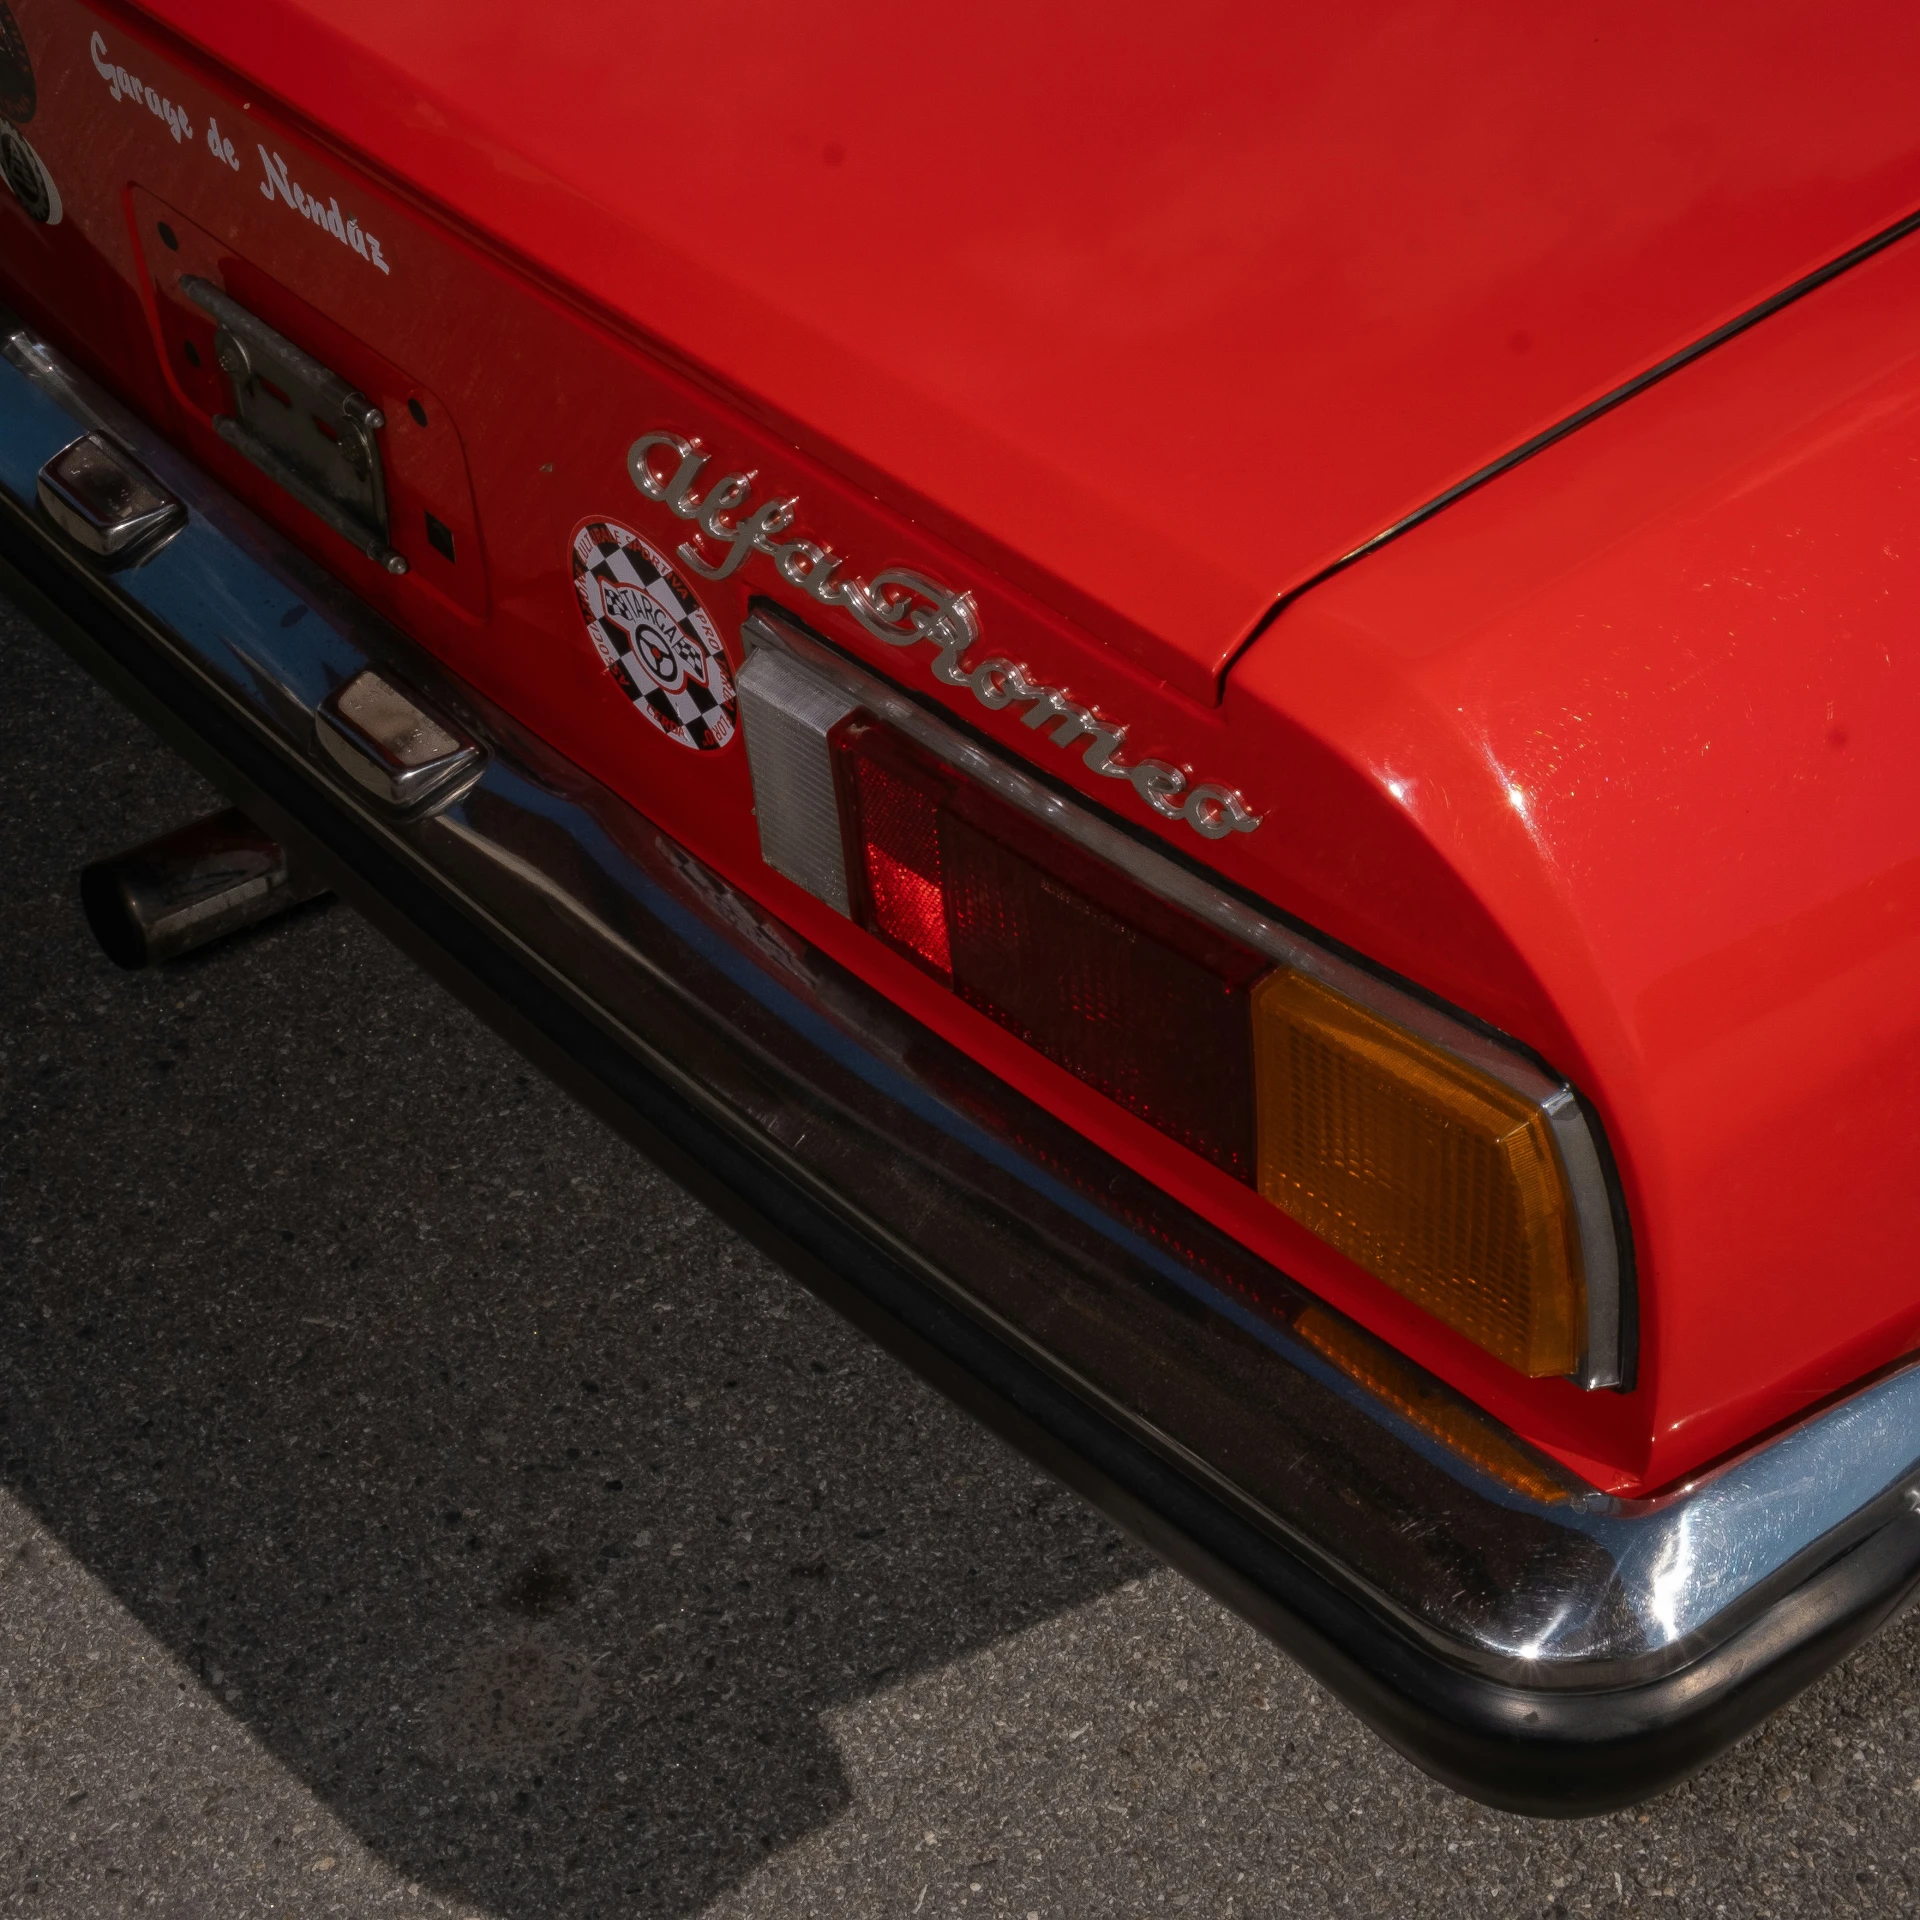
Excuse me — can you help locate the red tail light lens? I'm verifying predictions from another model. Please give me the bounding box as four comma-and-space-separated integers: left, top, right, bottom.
833, 715, 1263, 1178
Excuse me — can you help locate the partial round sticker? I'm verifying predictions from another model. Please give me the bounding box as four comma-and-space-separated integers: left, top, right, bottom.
571, 520, 736, 752
0, 2, 35, 125
0, 123, 57, 224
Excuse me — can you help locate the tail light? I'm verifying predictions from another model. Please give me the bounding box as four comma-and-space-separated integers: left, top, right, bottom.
737, 612, 1624, 1386
836, 715, 1266, 1178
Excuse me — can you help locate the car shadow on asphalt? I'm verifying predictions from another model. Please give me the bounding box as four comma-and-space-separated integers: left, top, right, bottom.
0, 605, 1156, 1916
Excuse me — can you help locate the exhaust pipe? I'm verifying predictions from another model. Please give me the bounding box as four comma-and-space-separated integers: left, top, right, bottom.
80, 807, 330, 968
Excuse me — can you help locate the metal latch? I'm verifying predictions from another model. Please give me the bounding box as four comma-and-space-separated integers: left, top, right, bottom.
180, 275, 407, 576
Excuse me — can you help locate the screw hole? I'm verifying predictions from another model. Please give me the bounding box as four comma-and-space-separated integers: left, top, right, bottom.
157, 221, 179, 251
407, 397, 428, 428
182, 339, 200, 368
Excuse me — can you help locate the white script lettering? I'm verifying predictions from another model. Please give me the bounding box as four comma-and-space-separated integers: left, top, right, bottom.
90, 32, 192, 145
204, 114, 239, 171
255, 145, 389, 275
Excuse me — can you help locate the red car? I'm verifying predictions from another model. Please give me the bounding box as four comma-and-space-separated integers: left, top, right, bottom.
6, 0, 1920, 1813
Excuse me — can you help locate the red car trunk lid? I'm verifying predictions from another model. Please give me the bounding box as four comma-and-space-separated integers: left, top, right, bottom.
121, 0, 1920, 699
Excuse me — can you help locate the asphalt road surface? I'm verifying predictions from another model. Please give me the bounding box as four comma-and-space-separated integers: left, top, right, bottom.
8, 601, 1920, 1919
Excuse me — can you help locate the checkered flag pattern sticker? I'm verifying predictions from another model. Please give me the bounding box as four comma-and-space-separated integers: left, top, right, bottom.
571, 520, 737, 752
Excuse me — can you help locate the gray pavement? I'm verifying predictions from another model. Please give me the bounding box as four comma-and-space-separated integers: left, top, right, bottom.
5, 598, 1920, 1918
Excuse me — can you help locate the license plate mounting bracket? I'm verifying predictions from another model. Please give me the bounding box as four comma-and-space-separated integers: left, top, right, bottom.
181, 274, 407, 576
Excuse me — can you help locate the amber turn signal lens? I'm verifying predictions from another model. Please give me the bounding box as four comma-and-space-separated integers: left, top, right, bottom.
1252, 970, 1583, 1377
1293, 1306, 1570, 1503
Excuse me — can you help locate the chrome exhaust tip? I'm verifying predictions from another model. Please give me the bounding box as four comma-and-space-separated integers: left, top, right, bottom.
80, 807, 329, 969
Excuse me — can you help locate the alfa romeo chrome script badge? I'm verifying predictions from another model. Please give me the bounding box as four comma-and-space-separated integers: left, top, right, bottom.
627, 431, 1260, 839
572, 519, 737, 752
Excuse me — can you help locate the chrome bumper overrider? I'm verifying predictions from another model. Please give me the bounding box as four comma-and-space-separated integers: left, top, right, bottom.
8, 319, 1920, 1813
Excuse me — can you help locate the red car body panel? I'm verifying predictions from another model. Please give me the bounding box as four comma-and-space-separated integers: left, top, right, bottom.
1247, 221, 1920, 1484
75, 0, 1920, 699
8, 0, 1920, 1498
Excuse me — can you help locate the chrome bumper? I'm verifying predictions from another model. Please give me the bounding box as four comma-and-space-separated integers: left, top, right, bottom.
8, 319, 1920, 1814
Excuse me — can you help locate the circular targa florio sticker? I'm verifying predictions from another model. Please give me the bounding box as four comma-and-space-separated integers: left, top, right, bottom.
571, 520, 736, 752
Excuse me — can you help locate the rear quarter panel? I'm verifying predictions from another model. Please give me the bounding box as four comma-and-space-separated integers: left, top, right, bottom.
1238, 220, 1920, 1486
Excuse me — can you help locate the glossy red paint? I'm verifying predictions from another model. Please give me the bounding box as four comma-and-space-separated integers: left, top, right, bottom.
89, 0, 1920, 700
7, 0, 1920, 1494
1246, 218, 1920, 1487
